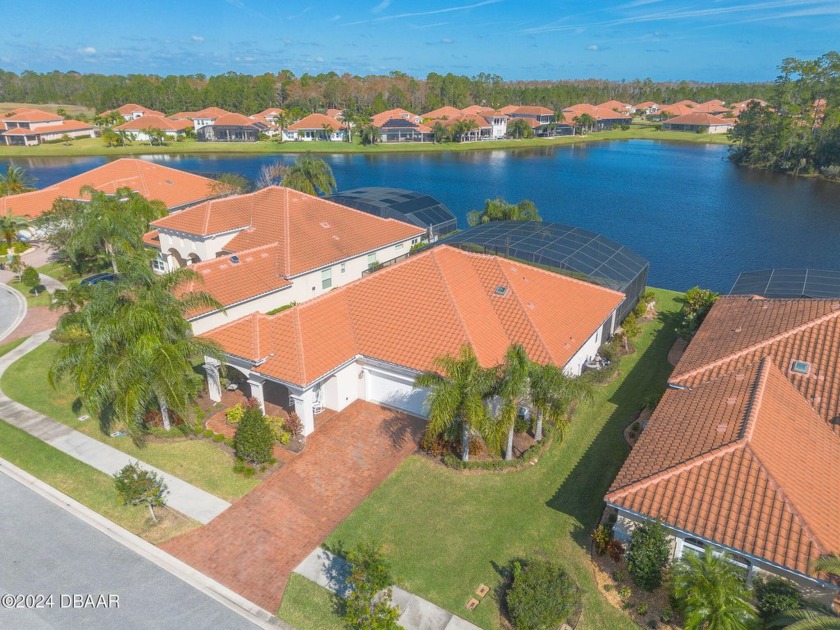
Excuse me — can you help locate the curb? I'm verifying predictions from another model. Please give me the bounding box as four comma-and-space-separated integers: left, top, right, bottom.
0, 283, 27, 343
0, 457, 292, 630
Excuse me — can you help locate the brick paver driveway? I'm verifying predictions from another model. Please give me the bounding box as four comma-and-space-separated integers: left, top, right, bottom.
161, 400, 425, 612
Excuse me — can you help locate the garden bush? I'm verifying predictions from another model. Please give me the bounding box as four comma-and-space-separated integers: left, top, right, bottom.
608, 540, 626, 562
266, 415, 291, 444
212, 433, 225, 442
284, 412, 303, 437
203, 429, 213, 438
754, 577, 804, 620
113, 461, 168, 522
225, 403, 245, 425
233, 407, 275, 464
21, 266, 41, 292
626, 521, 671, 591
506, 558, 580, 630
592, 524, 613, 556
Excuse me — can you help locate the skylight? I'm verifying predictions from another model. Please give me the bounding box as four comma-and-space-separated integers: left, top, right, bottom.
790, 360, 811, 375
494, 286, 508, 296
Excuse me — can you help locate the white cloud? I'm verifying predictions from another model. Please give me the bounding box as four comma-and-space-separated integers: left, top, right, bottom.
191, 35, 205, 43
586, 44, 599, 51
78, 46, 96, 55
328, 14, 341, 22
315, 55, 325, 62
372, 0, 391, 12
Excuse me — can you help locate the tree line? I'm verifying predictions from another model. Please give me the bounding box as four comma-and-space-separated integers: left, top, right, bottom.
0, 68, 773, 119
729, 50, 839, 179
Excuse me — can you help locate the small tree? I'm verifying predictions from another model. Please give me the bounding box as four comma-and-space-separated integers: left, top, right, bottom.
506, 557, 580, 630
754, 577, 804, 621
233, 405, 274, 464
680, 286, 719, 336
8, 254, 24, 281
21, 265, 40, 294
113, 462, 169, 522
626, 520, 671, 591
344, 541, 400, 630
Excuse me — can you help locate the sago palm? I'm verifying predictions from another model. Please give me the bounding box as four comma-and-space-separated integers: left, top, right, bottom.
490, 344, 531, 461
529, 363, 591, 442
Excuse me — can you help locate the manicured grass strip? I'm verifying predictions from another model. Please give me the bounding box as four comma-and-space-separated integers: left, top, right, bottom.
0, 341, 259, 501
326, 288, 683, 630
0, 336, 27, 358
0, 419, 198, 544
6, 278, 51, 307
277, 575, 345, 630
36, 261, 81, 283
0, 126, 731, 158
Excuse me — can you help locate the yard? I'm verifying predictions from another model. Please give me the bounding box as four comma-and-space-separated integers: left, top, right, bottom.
0, 341, 259, 501
305, 288, 684, 630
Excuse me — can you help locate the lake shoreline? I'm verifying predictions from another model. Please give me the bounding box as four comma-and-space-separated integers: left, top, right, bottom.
0, 125, 732, 158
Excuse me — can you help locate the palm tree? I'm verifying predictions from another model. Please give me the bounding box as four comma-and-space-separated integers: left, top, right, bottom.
0, 210, 28, 246
321, 123, 335, 141
432, 121, 450, 143
813, 555, 840, 576
140, 127, 155, 146
508, 118, 533, 139
102, 129, 119, 147
358, 123, 380, 146
768, 609, 840, 629
491, 344, 531, 460
573, 114, 597, 134
529, 363, 591, 442
0, 165, 36, 196
49, 283, 92, 313
671, 548, 759, 630
467, 198, 542, 227
50, 265, 223, 436
415, 345, 496, 462
280, 153, 337, 196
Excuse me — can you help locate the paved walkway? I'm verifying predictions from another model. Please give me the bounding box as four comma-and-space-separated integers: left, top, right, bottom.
295, 548, 481, 630
0, 332, 231, 524
162, 400, 426, 612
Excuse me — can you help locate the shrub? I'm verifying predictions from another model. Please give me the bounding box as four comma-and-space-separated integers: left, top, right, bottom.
659, 608, 672, 623
641, 288, 656, 305
619, 586, 632, 600
680, 286, 719, 336
266, 415, 291, 444
233, 460, 256, 478
420, 434, 450, 457
506, 558, 580, 630
636, 602, 649, 615
622, 313, 641, 339
626, 521, 671, 591
224, 438, 234, 448
21, 265, 40, 291
468, 436, 485, 457
233, 406, 275, 464
113, 461, 168, 522
620, 124, 631, 131
608, 540, 626, 562
633, 301, 647, 318
344, 541, 400, 630
592, 524, 613, 556
203, 429, 214, 438
284, 412, 303, 437
225, 403, 245, 425
212, 433, 225, 442
754, 577, 804, 620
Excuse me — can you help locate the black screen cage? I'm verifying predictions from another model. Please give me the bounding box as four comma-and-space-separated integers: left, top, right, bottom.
729, 269, 840, 299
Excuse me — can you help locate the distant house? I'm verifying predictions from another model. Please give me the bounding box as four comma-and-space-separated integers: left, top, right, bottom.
196, 113, 267, 142
562, 104, 631, 130
168, 107, 233, 132
0, 108, 96, 146
606, 296, 840, 608
633, 101, 660, 115
499, 105, 567, 136
662, 112, 734, 134
114, 115, 193, 142
656, 103, 696, 119
421, 106, 462, 120
376, 117, 434, 143
284, 113, 348, 141
147, 186, 425, 333
692, 100, 730, 115
371, 108, 424, 126
249, 108, 284, 135
0, 158, 220, 220
730, 99, 768, 115
100, 104, 165, 121
325, 108, 344, 120
597, 100, 633, 114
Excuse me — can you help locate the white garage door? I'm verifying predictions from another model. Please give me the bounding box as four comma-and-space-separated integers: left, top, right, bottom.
366, 369, 428, 417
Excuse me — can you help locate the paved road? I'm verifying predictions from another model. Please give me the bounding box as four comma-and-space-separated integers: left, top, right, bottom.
0, 284, 25, 342
0, 471, 260, 630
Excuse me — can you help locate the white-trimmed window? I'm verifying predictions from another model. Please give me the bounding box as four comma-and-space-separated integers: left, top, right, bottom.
395, 243, 404, 251
151, 256, 167, 273
681, 537, 751, 577
340, 262, 346, 274
321, 267, 332, 290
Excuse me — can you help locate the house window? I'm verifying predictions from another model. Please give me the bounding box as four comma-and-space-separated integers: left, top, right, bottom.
395, 243, 404, 251
151, 256, 166, 273
340, 263, 346, 274
367, 253, 377, 266
321, 267, 332, 290
681, 537, 751, 577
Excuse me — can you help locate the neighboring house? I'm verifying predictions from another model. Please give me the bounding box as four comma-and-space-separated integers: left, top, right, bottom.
371, 108, 424, 126
0, 108, 95, 146
168, 107, 233, 132
597, 100, 633, 114
473, 109, 509, 139
499, 105, 568, 136
633, 101, 660, 115
147, 185, 425, 332
606, 296, 840, 607
0, 158, 221, 220
100, 103, 165, 121
656, 103, 697, 119
283, 113, 348, 141
199, 245, 625, 436
730, 99, 768, 115
562, 104, 632, 130
376, 117, 434, 143
324, 108, 344, 120
250, 108, 284, 124
439, 113, 493, 141
196, 113, 268, 142
421, 106, 462, 120
114, 115, 193, 141
662, 112, 734, 134
692, 100, 730, 115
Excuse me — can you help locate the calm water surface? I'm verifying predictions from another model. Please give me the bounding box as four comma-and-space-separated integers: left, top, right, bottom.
6, 140, 840, 292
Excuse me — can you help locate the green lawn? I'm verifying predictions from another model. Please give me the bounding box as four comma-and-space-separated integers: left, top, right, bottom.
0, 125, 731, 158
0, 419, 198, 544
323, 288, 683, 630
36, 261, 81, 284
277, 575, 345, 630
6, 278, 51, 307
0, 341, 259, 501
0, 336, 27, 358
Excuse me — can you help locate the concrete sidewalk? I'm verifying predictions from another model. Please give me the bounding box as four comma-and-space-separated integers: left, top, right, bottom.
0, 331, 231, 524
294, 548, 481, 630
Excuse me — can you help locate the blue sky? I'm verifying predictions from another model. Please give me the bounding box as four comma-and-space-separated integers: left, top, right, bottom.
2, 0, 838, 81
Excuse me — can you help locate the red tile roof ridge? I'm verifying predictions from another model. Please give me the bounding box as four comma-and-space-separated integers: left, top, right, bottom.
671, 304, 840, 384
740, 357, 771, 443
284, 187, 292, 275
292, 308, 307, 384
497, 259, 556, 363
428, 248, 480, 357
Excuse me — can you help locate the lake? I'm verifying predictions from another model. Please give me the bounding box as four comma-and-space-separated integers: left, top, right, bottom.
5, 140, 840, 292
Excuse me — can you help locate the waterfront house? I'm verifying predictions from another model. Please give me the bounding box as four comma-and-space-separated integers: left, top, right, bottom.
597, 100, 634, 114
0, 158, 220, 220
657, 103, 696, 119
633, 101, 660, 115
283, 113, 348, 141
196, 113, 268, 142
370, 109, 434, 142
147, 186, 425, 332
692, 100, 730, 115
100, 104, 165, 121
198, 244, 624, 436
0, 108, 96, 146
114, 115, 193, 142
606, 296, 840, 608
421, 106, 462, 120
562, 103, 631, 130
168, 107, 234, 132
662, 112, 734, 133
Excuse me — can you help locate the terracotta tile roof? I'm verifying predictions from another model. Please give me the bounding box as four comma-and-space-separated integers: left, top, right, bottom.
203, 245, 624, 386
370, 109, 422, 127
286, 113, 346, 131
251, 108, 284, 118
563, 104, 632, 121
2, 108, 63, 123
421, 106, 463, 120
692, 102, 731, 114
633, 101, 659, 109
671, 100, 699, 108
731, 99, 768, 111
506, 105, 554, 116
607, 296, 840, 578
597, 100, 632, 111
179, 244, 292, 318
210, 113, 264, 127
191, 107, 232, 119
143, 229, 160, 247
101, 103, 165, 118
0, 158, 220, 219
440, 113, 492, 129
1, 119, 93, 135
168, 111, 197, 120
324, 108, 343, 119
663, 112, 735, 127
660, 104, 696, 117
150, 186, 424, 277
460, 105, 491, 115
114, 116, 193, 132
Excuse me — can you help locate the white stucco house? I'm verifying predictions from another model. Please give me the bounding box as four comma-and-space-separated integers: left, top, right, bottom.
146, 186, 425, 334
199, 245, 625, 436
283, 113, 348, 141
